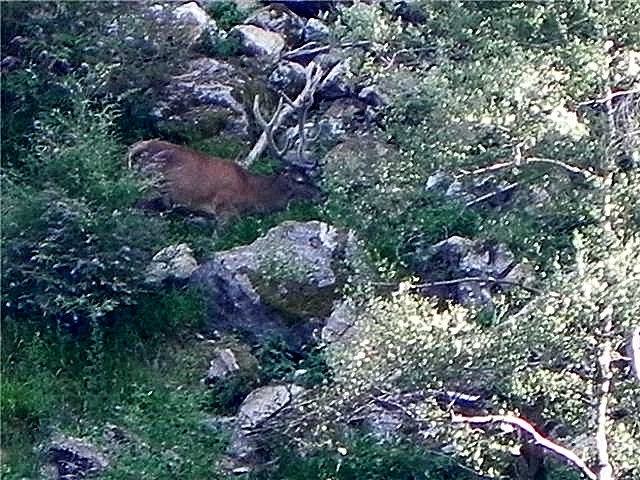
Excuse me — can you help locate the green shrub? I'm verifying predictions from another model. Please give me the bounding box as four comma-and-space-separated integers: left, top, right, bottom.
1, 87, 167, 324
204, 0, 249, 31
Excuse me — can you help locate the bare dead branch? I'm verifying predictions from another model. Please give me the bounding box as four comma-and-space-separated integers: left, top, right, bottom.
457, 156, 593, 181
451, 414, 598, 480
596, 306, 614, 480
629, 327, 640, 383
281, 40, 371, 62
578, 86, 640, 107
464, 181, 520, 208
526, 157, 594, 180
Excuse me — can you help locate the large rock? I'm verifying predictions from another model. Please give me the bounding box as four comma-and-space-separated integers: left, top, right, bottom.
204, 345, 258, 384
414, 236, 534, 307
425, 171, 518, 208
145, 243, 198, 285
190, 221, 370, 345
321, 298, 358, 344
245, 4, 305, 45
271, 1, 337, 18
303, 18, 330, 43
229, 25, 286, 57
318, 60, 353, 100
228, 384, 304, 462
145, 1, 217, 49
41, 435, 108, 480
152, 57, 249, 139
172, 1, 217, 46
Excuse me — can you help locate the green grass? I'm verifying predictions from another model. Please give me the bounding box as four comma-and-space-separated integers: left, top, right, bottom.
1, 289, 229, 479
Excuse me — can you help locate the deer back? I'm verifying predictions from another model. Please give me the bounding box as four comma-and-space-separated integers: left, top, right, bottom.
128, 140, 318, 217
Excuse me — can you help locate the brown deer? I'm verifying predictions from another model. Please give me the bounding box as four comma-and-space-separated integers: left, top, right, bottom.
129, 62, 325, 220
128, 140, 320, 219
129, 62, 324, 220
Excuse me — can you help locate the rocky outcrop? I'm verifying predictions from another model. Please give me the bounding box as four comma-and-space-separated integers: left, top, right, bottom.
41, 435, 108, 480
152, 57, 249, 139
245, 4, 305, 45
172, 1, 218, 46
303, 18, 330, 43
425, 171, 518, 208
269, 60, 307, 98
413, 236, 534, 307
190, 221, 370, 346
204, 345, 258, 385
229, 25, 286, 57
227, 384, 304, 462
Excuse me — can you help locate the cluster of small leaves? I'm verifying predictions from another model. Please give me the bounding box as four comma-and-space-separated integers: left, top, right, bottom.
252, 433, 479, 480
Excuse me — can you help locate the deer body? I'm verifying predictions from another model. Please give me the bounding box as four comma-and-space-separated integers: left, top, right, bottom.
129, 140, 317, 218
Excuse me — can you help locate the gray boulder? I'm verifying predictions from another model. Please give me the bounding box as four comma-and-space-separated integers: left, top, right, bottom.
41, 435, 108, 480
321, 299, 358, 344
425, 171, 517, 208
172, 1, 217, 46
303, 18, 330, 43
204, 345, 258, 384
145, 243, 198, 285
269, 60, 307, 98
414, 236, 534, 307
190, 221, 370, 345
245, 4, 305, 45
228, 384, 304, 461
318, 60, 352, 100
229, 25, 286, 57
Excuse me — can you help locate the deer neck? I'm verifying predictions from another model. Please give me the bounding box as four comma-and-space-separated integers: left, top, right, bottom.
247, 173, 291, 211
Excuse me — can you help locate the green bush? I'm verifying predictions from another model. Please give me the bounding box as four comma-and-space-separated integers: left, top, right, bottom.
204, 0, 249, 31
1, 87, 167, 324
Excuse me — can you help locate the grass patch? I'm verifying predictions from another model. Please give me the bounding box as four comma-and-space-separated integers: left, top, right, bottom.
0, 288, 230, 479
251, 433, 479, 480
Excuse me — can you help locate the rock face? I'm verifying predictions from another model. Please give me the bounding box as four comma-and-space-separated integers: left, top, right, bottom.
145, 243, 198, 285
321, 299, 358, 344
41, 435, 108, 480
245, 4, 305, 45
303, 18, 330, 43
425, 171, 518, 208
190, 221, 370, 345
153, 57, 249, 139
229, 25, 286, 57
414, 236, 534, 307
228, 384, 304, 462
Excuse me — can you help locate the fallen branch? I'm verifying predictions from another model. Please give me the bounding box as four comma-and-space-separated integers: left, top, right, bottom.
413, 276, 547, 296
457, 157, 593, 181
629, 327, 640, 383
464, 181, 520, 208
281, 40, 371, 62
451, 414, 597, 480
578, 86, 640, 107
